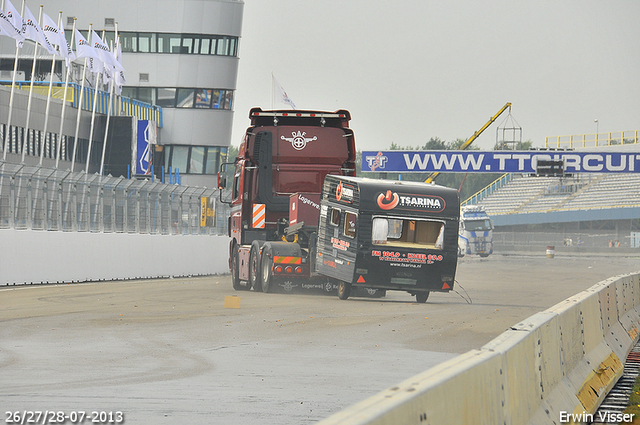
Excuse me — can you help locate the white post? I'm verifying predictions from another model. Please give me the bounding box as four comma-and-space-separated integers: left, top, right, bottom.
100, 38, 115, 176
85, 30, 103, 174
21, 5, 45, 163
71, 23, 92, 172
3, 0, 25, 160
39, 10, 62, 165
55, 17, 75, 169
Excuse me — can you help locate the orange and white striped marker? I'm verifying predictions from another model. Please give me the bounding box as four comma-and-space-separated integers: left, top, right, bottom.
253, 204, 266, 228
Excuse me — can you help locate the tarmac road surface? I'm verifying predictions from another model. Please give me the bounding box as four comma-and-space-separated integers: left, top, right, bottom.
1, 254, 639, 424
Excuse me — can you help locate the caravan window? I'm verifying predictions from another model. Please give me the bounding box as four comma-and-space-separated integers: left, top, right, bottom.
344, 212, 357, 238
372, 217, 445, 250
330, 208, 341, 226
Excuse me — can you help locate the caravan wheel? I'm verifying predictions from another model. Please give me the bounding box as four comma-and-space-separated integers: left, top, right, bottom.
415, 292, 430, 303
337, 281, 351, 300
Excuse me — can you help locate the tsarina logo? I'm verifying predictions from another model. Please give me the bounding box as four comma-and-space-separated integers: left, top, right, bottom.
376, 190, 399, 210
335, 181, 354, 203
376, 191, 445, 212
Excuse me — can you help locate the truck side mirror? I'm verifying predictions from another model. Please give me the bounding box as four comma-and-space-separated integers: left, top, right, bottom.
218, 172, 227, 189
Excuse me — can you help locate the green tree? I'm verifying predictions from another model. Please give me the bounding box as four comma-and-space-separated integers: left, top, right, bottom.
493, 139, 534, 150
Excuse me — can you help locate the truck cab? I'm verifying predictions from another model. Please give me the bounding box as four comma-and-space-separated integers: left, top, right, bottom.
458, 205, 494, 257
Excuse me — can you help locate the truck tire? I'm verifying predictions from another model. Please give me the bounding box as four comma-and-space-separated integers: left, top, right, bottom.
337, 281, 351, 300
260, 244, 274, 293
231, 245, 243, 291
415, 292, 430, 303
249, 241, 263, 291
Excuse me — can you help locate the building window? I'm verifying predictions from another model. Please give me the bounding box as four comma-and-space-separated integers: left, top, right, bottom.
165, 145, 228, 175
176, 88, 194, 108
156, 88, 176, 108
88, 31, 239, 57
170, 146, 189, 174
195, 89, 212, 108
123, 87, 234, 110
138, 33, 156, 53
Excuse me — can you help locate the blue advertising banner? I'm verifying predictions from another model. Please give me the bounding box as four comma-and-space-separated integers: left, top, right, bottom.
361, 151, 640, 174
135, 120, 156, 175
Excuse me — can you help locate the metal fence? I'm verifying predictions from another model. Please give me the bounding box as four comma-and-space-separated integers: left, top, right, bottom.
494, 231, 632, 249
0, 161, 228, 235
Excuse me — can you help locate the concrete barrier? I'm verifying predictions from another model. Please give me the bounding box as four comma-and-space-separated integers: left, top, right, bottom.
318, 272, 640, 425
0, 229, 230, 285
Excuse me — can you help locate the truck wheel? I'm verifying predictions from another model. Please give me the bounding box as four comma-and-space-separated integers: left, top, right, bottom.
260, 244, 274, 293
231, 246, 243, 291
249, 242, 262, 291
415, 292, 430, 303
479, 253, 490, 258
337, 281, 351, 300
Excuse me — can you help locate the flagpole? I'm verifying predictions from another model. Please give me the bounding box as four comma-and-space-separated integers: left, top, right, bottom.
39, 10, 62, 165
99, 30, 117, 176
55, 17, 75, 169
71, 23, 92, 172
3, 0, 25, 161
85, 29, 104, 174
21, 4, 45, 163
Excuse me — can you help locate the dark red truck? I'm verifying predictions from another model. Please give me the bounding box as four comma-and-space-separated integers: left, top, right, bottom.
219, 108, 459, 302
219, 108, 359, 294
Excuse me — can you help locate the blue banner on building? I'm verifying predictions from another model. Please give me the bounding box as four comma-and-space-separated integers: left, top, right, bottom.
361, 151, 640, 174
134, 120, 157, 175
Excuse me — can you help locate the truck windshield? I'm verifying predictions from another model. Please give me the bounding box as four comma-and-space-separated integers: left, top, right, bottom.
372, 217, 444, 250
464, 219, 492, 231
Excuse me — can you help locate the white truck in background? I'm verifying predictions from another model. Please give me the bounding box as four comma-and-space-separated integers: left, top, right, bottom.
458, 206, 494, 257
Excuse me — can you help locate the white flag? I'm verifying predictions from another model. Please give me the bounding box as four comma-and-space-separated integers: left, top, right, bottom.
22, 6, 56, 55
0, 0, 25, 47
91, 30, 123, 73
272, 75, 296, 109
75, 29, 103, 75
114, 33, 126, 94
42, 13, 75, 66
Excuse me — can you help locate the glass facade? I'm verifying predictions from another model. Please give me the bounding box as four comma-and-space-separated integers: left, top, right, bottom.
164, 145, 228, 175
73, 31, 239, 57
122, 87, 234, 110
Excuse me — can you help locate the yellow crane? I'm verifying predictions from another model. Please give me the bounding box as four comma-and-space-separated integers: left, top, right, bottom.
425, 102, 512, 183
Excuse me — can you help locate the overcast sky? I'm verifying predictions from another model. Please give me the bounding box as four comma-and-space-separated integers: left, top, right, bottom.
231, 0, 640, 151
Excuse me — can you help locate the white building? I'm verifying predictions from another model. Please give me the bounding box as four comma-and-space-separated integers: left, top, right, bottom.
0, 0, 244, 187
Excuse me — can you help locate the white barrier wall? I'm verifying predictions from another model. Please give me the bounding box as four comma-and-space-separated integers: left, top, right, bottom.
318, 272, 640, 425
0, 229, 230, 285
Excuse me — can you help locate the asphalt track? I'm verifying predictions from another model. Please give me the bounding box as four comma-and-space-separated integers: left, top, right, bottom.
1, 254, 639, 424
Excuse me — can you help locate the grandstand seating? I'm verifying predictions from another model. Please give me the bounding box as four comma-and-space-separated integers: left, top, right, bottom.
471, 173, 640, 215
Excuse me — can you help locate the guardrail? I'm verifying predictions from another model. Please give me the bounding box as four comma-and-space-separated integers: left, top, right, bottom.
461, 173, 512, 206
0, 162, 227, 235
545, 130, 639, 149
0, 81, 163, 128
318, 272, 640, 425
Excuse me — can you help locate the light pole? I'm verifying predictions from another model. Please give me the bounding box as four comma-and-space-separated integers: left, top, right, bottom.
594, 119, 599, 143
